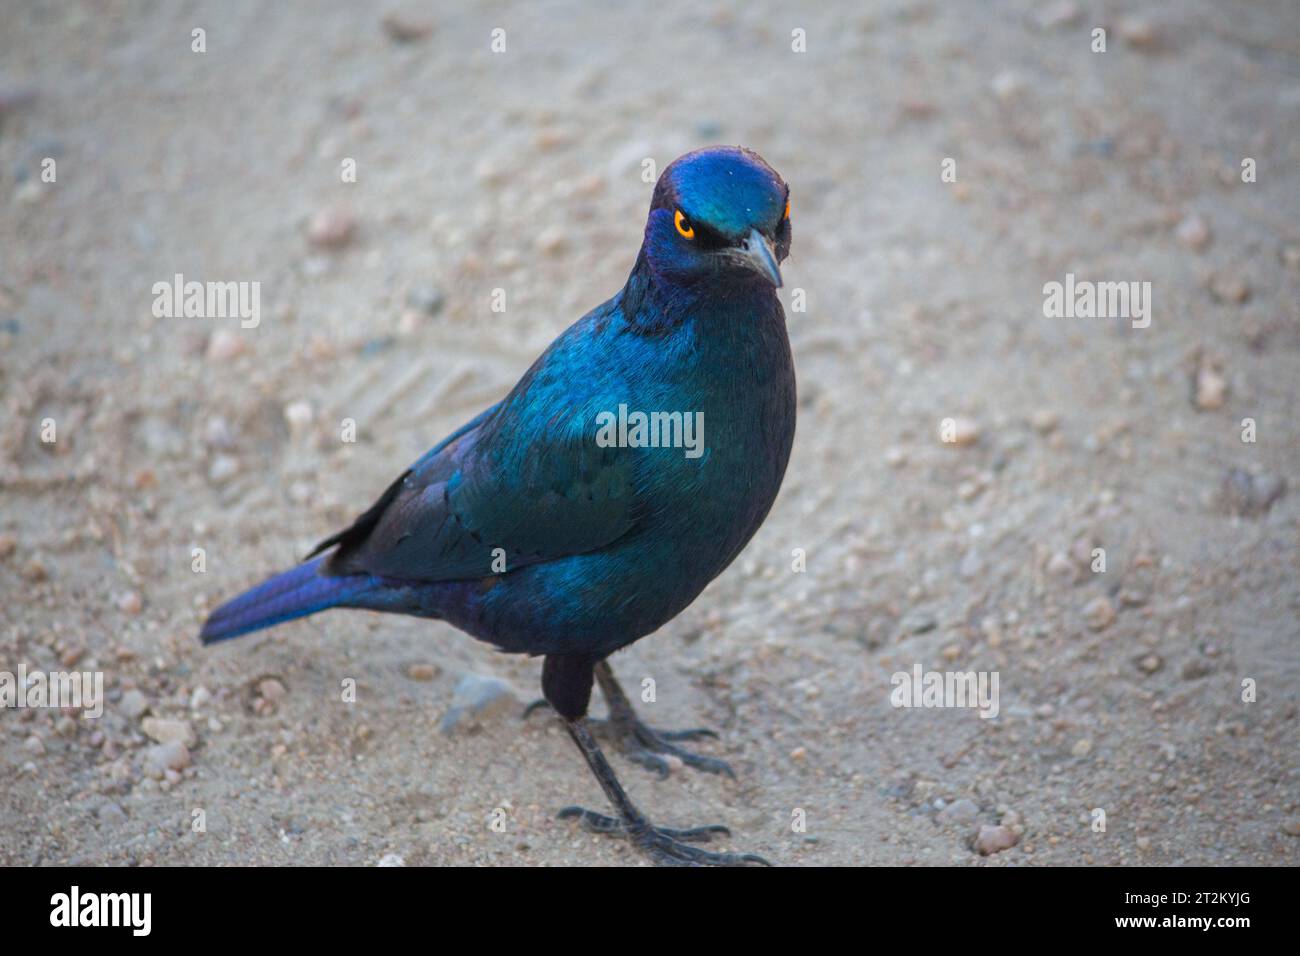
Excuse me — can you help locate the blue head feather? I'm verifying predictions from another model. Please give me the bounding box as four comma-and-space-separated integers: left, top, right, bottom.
639, 146, 790, 291
661, 146, 787, 239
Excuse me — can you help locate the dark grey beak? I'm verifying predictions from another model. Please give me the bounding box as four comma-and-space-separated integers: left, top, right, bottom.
736, 228, 783, 288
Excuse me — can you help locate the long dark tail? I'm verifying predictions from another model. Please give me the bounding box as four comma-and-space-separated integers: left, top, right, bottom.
199, 556, 373, 645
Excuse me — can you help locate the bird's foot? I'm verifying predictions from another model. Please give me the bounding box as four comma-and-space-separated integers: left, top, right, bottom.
558, 807, 770, 866
524, 699, 733, 779
588, 711, 733, 779
521, 698, 552, 721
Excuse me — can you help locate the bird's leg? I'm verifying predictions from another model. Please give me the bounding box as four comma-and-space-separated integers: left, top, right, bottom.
589, 660, 735, 779
524, 660, 734, 778
542, 654, 769, 867
559, 720, 771, 866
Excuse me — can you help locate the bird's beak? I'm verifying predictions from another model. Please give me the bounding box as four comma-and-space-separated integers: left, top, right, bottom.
736, 228, 783, 288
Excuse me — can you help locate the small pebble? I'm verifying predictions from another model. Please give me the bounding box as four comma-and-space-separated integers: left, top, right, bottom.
536, 226, 567, 255
380, 12, 431, 43
440, 673, 518, 733
1030, 409, 1059, 435
120, 690, 150, 719
1281, 243, 1300, 272
902, 612, 937, 635
15, 180, 45, 204
406, 286, 444, 316
991, 71, 1024, 102
1083, 595, 1115, 631
117, 591, 142, 615
1070, 535, 1096, 566
973, 824, 1019, 855
1034, 0, 1079, 29
535, 127, 571, 152
1209, 272, 1250, 305
144, 740, 192, 776
1175, 214, 1211, 251
284, 400, 314, 431
937, 798, 978, 826
208, 455, 241, 484
1220, 468, 1286, 517
204, 416, 236, 449
406, 663, 439, 681
1046, 551, 1074, 577
142, 717, 197, 747
259, 678, 288, 702
396, 309, 422, 336
1137, 653, 1164, 675
206, 330, 248, 362
1194, 361, 1227, 410
306, 207, 356, 249
1117, 17, 1157, 49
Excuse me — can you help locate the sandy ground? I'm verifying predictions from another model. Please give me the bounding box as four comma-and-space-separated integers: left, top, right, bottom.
1, 0, 1298, 867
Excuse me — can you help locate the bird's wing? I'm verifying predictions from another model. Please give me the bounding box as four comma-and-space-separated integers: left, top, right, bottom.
320, 315, 642, 583
303, 401, 500, 564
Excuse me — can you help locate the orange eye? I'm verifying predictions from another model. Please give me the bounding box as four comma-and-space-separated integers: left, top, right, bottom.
674, 209, 695, 239
784, 197, 791, 220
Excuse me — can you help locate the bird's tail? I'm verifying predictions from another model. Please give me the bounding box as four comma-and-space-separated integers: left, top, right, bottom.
199, 556, 373, 645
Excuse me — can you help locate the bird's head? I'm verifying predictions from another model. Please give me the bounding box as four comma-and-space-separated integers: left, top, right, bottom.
642, 146, 790, 290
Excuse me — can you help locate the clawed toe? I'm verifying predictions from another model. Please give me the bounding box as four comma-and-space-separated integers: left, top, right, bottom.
623, 741, 735, 779
558, 806, 729, 842
591, 715, 734, 778
558, 806, 768, 866
655, 726, 719, 741
528, 697, 734, 778
522, 698, 552, 720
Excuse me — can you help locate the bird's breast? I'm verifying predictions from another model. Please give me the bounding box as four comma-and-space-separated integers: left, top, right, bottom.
631, 299, 796, 574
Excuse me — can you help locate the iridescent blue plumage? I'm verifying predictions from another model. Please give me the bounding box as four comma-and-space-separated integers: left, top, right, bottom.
202, 146, 795, 656
666, 147, 787, 240
201, 146, 796, 865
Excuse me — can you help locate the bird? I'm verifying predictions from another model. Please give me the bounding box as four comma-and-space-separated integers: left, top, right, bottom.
200, 145, 796, 865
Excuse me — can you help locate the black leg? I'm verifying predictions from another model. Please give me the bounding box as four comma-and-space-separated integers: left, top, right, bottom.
560, 718, 770, 866
541, 654, 770, 867
525, 659, 734, 779
590, 660, 733, 778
